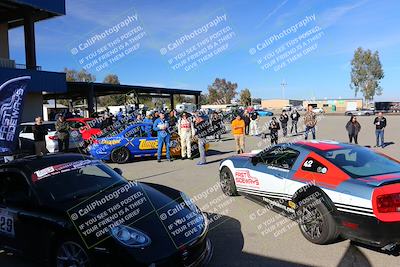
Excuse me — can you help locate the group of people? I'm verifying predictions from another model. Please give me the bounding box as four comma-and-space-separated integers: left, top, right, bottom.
345, 112, 387, 147
33, 114, 72, 156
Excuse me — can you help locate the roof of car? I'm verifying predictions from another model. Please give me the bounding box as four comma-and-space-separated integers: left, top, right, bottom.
0, 153, 92, 172
66, 118, 94, 121
20, 121, 56, 125
292, 140, 351, 152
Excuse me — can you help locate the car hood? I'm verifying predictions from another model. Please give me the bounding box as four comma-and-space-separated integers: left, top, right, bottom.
357, 172, 400, 187
60, 181, 207, 263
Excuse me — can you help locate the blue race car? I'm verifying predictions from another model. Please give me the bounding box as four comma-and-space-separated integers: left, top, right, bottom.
254, 109, 274, 117
88, 122, 180, 163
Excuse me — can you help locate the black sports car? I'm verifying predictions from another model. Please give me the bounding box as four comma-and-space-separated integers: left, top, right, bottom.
0, 154, 212, 266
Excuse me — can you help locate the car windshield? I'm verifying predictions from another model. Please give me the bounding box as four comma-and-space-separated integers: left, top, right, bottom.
31, 160, 125, 203
320, 147, 400, 178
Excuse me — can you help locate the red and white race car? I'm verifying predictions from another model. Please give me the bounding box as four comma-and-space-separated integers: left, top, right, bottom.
219, 140, 400, 251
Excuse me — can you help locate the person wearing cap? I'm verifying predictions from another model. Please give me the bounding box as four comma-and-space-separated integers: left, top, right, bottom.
231, 114, 245, 154
153, 112, 172, 162
178, 112, 195, 160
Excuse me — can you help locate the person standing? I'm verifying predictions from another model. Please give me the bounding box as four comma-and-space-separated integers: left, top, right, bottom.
249, 110, 260, 136
116, 108, 124, 121
269, 117, 281, 145
243, 111, 250, 135
211, 112, 223, 140
279, 111, 289, 137
168, 110, 177, 128
231, 114, 245, 154
33, 116, 48, 156
345, 116, 361, 144
55, 115, 70, 152
290, 109, 300, 134
193, 114, 208, 165
153, 113, 172, 162
374, 112, 387, 148
178, 112, 195, 160
304, 105, 317, 140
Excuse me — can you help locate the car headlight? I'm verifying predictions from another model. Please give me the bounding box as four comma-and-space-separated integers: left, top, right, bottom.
110, 225, 151, 248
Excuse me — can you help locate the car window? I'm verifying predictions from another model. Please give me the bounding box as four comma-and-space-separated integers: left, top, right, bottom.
44, 123, 56, 132
22, 126, 32, 133
68, 121, 85, 129
322, 147, 400, 178
259, 147, 300, 170
124, 126, 141, 138
0, 172, 32, 207
301, 157, 328, 174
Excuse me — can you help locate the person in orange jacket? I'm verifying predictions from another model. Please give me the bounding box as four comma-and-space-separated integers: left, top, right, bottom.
231, 114, 245, 154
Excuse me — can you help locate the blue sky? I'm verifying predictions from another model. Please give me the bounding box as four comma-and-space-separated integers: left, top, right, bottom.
8, 0, 400, 100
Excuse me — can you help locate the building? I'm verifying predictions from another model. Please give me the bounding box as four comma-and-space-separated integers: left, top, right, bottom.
303, 98, 363, 113
262, 98, 364, 112
261, 99, 303, 110
0, 0, 67, 122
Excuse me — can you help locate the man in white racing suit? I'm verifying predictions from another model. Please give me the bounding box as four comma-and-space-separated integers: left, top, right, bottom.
178, 112, 195, 160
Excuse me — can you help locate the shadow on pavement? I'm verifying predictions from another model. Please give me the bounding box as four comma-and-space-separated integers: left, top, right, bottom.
207, 213, 310, 267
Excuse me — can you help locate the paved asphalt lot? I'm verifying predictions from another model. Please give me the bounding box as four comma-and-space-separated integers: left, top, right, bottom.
2, 115, 400, 266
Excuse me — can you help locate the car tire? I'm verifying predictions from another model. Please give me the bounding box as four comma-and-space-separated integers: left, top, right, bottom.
111, 147, 130, 164
54, 239, 91, 267
219, 167, 238, 196
297, 199, 338, 245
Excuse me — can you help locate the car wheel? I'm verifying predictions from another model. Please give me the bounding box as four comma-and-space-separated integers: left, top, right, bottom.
55, 240, 91, 267
111, 147, 130, 164
297, 200, 338, 245
219, 167, 238, 196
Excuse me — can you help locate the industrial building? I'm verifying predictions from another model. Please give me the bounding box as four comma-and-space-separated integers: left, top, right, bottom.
262, 98, 363, 113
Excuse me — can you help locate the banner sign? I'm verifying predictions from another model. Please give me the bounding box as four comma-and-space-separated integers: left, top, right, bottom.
0, 76, 31, 156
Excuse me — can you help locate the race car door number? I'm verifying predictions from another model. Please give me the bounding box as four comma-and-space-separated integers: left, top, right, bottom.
0, 210, 15, 237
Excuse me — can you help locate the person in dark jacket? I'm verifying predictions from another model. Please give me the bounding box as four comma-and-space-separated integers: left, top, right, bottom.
290, 110, 300, 134
243, 111, 250, 135
211, 112, 223, 140
279, 111, 289, 137
374, 112, 387, 148
345, 116, 361, 144
269, 117, 280, 145
33, 116, 48, 156
55, 115, 70, 152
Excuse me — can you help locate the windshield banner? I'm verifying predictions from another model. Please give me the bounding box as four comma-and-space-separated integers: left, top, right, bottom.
0, 76, 31, 156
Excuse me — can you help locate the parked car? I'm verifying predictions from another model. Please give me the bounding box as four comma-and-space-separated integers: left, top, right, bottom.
19, 121, 82, 153
282, 105, 293, 112
254, 109, 274, 117
66, 118, 102, 141
312, 107, 325, 114
0, 154, 212, 266
88, 122, 209, 163
345, 109, 374, 116
219, 140, 400, 250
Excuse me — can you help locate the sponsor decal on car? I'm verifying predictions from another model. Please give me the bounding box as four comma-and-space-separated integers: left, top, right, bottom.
235, 170, 260, 188
101, 139, 121, 145
138, 139, 158, 150
32, 160, 100, 182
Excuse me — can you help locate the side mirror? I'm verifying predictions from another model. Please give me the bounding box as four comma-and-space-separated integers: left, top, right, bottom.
113, 168, 123, 176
